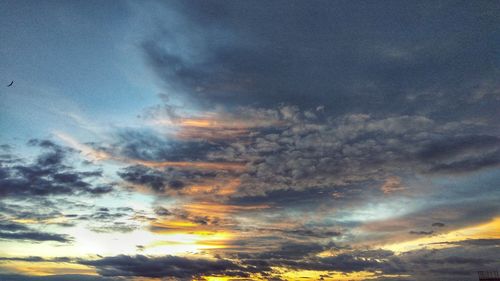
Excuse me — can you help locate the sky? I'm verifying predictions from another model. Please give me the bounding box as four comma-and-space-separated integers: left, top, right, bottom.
0, 0, 499, 280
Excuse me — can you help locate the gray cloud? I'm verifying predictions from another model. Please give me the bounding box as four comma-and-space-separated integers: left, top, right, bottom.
409, 230, 434, 235
110, 129, 224, 162
0, 219, 71, 243
140, 0, 500, 124
0, 140, 112, 198
80, 255, 246, 279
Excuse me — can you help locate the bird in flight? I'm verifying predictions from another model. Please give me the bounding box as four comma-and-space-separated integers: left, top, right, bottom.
7, 81, 14, 87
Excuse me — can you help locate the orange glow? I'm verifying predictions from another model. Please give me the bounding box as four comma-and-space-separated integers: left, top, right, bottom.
152, 220, 200, 229
150, 112, 283, 141
277, 268, 378, 281
380, 176, 405, 194
147, 231, 234, 253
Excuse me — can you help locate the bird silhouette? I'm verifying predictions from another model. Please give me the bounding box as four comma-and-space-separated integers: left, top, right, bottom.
7, 81, 14, 87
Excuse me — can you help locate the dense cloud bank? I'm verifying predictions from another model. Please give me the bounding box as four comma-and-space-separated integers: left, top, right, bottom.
114, 106, 500, 198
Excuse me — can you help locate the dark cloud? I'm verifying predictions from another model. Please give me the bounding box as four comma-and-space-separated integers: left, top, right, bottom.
111, 129, 223, 162
0, 220, 30, 232
288, 253, 404, 274
231, 242, 405, 276
417, 135, 500, 173
394, 242, 500, 281
428, 150, 500, 174
277, 228, 342, 239
142, 1, 500, 123
0, 230, 71, 243
230, 239, 499, 279
118, 165, 173, 193
0, 256, 72, 262
153, 206, 172, 216
409, 230, 434, 235
0, 219, 72, 243
73, 240, 401, 279
149, 207, 220, 230
417, 135, 500, 161
0, 140, 112, 198
432, 222, 445, 227
432, 239, 500, 247
118, 164, 229, 195
245, 241, 336, 260
0, 215, 71, 243
79, 255, 245, 279
113, 103, 500, 199
224, 111, 498, 195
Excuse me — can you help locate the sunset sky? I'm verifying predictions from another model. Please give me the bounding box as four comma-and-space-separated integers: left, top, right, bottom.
0, 1, 499, 280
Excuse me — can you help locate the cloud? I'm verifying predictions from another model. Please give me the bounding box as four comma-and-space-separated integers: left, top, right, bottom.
0, 139, 112, 198
118, 164, 235, 195
409, 230, 434, 235
230, 242, 405, 276
118, 165, 173, 193
0, 231, 70, 242
432, 238, 500, 247
139, 1, 500, 124
224, 110, 498, 195
0, 219, 71, 243
418, 135, 500, 173
68, 206, 142, 233
1, 2, 499, 281
0, 256, 72, 262
394, 242, 500, 281
381, 176, 405, 194
105, 102, 500, 200
79, 255, 245, 279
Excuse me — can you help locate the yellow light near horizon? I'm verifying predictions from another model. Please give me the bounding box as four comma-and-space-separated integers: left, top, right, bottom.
142, 230, 233, 256
151, 231, 233, 246
279, 269, 377, 281
155, 220, 200, 228
384, 216, 500, 253
199, 276, 255, 281
0, 261, 96, 276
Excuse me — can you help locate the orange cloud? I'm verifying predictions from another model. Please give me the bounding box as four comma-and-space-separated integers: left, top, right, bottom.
150, 111, 282, 141
381, 176, 405, 194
